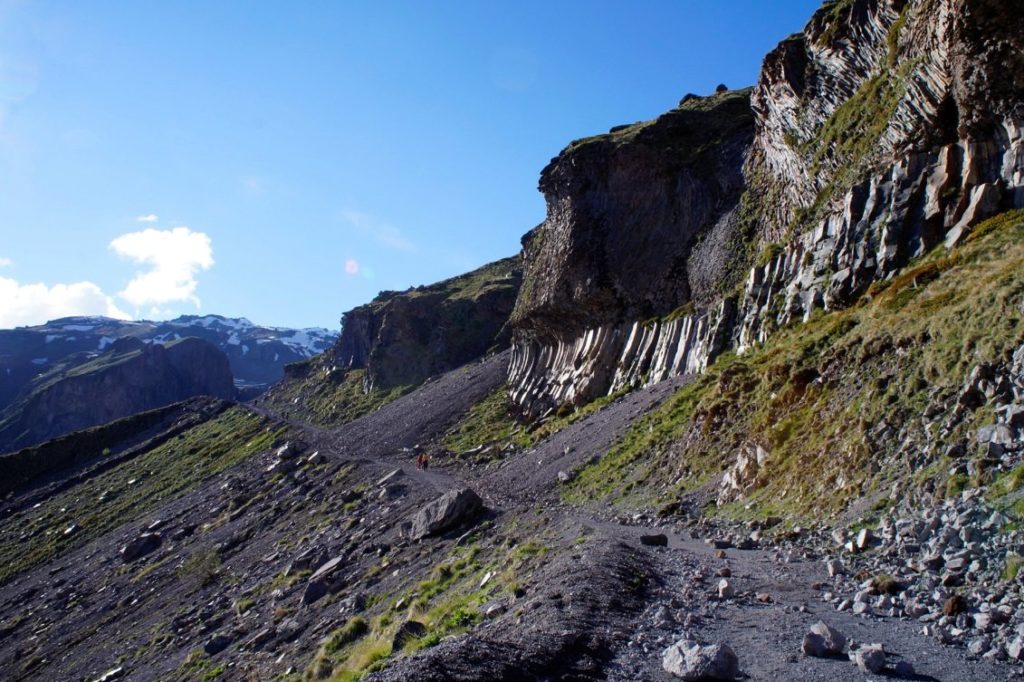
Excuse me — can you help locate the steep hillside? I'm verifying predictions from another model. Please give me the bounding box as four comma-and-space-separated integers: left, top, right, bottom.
3, 1, 1024, 680
0, 337, 234, 453
0, 315, 336, 405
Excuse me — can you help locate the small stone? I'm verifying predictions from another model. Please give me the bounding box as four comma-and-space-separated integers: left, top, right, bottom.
851, 644, 885, 674
718, 579, 735, 599
640, 533, 669, 547
943, 594, 966, 616
302, 580, 328, 605
121, 533, 162, 563
391, 620, 427, 650
204, 633, 232, 656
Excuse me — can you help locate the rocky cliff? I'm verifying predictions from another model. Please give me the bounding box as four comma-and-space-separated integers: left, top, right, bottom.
0, 336, 234, 453
335, 256, 522, 391
509, 0, 1024, 417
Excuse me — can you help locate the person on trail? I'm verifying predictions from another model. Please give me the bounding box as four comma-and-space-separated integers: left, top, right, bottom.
421, 450, 430, 470
414, 444, 425, 470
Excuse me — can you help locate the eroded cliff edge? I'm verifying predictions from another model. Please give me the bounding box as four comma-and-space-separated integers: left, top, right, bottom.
509, 0, 1024, 418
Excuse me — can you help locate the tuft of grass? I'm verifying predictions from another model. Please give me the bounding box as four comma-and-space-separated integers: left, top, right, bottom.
443, 386, 532, 457
1003, 555, 1024, 582
179, 549, 223, 589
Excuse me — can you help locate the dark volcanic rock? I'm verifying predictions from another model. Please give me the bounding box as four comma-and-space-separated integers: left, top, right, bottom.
409, 488, 485, 540
121, 532, 162, 563
332, 257, 522, 391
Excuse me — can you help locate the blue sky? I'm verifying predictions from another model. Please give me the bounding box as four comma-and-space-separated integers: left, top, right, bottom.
0, 0, 821, 330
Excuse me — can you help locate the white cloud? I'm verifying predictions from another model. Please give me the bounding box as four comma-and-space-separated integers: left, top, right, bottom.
0, 276, 129, 328
341, 209, 415, 252
110, 226, 214, 308
135, 213, 158, 223
0, 257, 12, 267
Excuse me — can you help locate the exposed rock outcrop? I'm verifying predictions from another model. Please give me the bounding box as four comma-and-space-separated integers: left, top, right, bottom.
333, 257, 521, 391
509, 0, 1024, 417
510, 91, 753, 416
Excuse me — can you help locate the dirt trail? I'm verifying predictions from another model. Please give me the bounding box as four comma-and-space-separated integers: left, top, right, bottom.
270, 354, 1020, 681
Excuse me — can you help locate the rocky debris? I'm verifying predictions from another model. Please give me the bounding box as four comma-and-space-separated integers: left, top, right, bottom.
719, 444, 769, 505
287, 546, 327, 576
662, 639, 740, 680
266, 458, 297, 475
245, 627, 276, 651
801, 621, 846, 657
376, 469, 402, 487
717, 579, 735, 599
408, 488, 484, 540
816, 487, 1024, 662
850, 643, 886, 674
120, 532, 162, 563
641, 533, 669, 547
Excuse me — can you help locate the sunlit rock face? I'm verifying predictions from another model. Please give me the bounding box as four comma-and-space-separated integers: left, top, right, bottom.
509, 0, 1024, 418
509, 91, 754, 417
333, 257, 522, 392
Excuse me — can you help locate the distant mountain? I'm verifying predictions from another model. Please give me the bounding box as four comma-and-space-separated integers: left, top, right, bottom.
0, 336, 234, 453
0, 315, 337, 410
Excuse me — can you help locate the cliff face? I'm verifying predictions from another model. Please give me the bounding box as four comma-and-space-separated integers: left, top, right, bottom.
334, 257, 522, 391
0, 337, 234, 453
509, 91, 753, 415
509, 0, 1024, 418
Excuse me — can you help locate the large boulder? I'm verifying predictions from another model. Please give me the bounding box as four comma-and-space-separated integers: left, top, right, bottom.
121, 532, 162, 563
409, 488, 484, 540
662, 639, 739, 680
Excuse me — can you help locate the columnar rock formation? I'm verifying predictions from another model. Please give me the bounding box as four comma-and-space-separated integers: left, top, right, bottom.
509, 0, 1024, 417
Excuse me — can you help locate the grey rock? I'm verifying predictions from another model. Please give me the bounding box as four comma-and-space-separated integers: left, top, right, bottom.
204, 633, 232, 656
717, 579, 735, 599
409, 488, 484, 540
662, 639, 739, 680
302, 579, 328, 605
121, 532, 162, 563
851, 644, 886, 674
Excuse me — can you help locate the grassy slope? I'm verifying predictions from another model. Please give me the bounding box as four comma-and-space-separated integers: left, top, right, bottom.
566, 210, 1024, 520
0, 407, 283, 584
256, 362, 411, 428
441, 384, 631, 463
